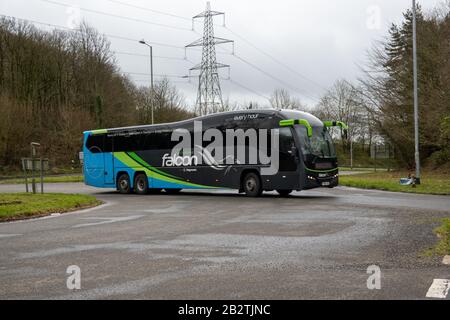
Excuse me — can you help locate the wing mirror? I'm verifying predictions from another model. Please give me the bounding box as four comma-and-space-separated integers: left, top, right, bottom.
323, 121, 349, 139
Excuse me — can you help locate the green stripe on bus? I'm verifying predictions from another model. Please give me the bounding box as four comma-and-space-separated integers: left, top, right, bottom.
114, 152, 218, 189
91, 129, 107, 135
126, 152, 179, 180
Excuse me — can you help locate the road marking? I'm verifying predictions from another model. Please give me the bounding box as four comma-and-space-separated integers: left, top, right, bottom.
442, 256, 450, 265
72, 215, 144, 228
0, 234, 22, 239
426, 279, 450, 299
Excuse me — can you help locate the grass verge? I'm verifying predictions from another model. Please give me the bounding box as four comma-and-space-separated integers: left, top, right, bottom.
0, 175, 84, 185
339, 171, 450, 195
339, 167, 389, 172
0, 193, 102, 222
424, 219, 450, 256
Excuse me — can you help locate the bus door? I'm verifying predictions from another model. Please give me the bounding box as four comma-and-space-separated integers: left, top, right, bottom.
103, 136, 115, 185
279, 127, 298, 172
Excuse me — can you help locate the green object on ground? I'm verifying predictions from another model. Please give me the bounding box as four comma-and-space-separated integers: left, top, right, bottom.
424, 218, 450, 256
433, 219, 450, 255
0, 193, 101, 222
339, 171, 450, 195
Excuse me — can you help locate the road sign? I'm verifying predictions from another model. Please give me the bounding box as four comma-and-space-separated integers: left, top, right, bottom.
21, 158, 49, 171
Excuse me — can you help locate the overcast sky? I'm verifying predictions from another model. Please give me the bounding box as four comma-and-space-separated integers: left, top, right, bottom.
0, 0, 444, 108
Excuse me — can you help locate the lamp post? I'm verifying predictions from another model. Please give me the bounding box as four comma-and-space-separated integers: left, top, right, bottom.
139, 40, 154, 125
412, 0, 421, 184
30, 142, 40, 194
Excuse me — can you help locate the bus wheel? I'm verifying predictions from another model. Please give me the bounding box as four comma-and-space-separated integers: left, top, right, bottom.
117, 173, 132, 194
134, 174, 148, 195
165, 189, 181, 195
277, 190, 293, 197
243, 173, 262, 197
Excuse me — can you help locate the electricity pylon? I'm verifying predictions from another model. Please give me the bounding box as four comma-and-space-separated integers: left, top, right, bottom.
186, 2, 234, 116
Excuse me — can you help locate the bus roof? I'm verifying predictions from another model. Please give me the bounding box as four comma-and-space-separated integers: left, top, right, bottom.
83, 109, 323, 135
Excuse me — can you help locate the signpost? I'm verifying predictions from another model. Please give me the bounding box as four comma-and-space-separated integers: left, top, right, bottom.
22, 142, 49, 194
21, 158, 49, 194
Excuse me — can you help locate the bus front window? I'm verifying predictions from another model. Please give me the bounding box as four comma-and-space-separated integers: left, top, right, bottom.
295, 126, 336, 158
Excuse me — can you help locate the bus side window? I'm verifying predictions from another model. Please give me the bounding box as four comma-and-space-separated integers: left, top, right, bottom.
279, 128, 296, 151
104, 135, 113, 153
86, 135, 104, 154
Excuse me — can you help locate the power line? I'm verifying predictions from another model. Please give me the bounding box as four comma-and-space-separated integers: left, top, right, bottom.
232, 53, 320, 103
122, 72, 187, 78
0, 14, 190, 50
94, 1, 329, 93
104, 0, 192, 22
113, 51, 188, 61
39, 0, 194, 32
223, 27, 329, 92
132, 79, 191, 84
1, 13, 317, 104
228, 79, 271, 101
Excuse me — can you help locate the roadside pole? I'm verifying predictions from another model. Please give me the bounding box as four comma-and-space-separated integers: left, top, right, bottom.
31, 145, 36, 194
40, 158, 44, 194
23, 159, 29, 193
350, 138, 353, 171
30, 142, 40, 194
412, 0, 421, 183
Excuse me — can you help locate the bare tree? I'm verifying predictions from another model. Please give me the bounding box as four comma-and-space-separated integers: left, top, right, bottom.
270, 88, 306, 110
315, 79, 373, 152
135, 77, 193, 125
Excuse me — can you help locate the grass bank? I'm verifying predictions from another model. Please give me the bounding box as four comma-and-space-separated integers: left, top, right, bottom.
0, 193, 101, 222
433, 219, 450, 255
0, 175, 84, 185
424, 219, 450, 257
339, 171, 450, 195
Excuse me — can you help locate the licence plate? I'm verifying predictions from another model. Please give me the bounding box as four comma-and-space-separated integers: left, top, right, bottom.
322, 181, 331, 186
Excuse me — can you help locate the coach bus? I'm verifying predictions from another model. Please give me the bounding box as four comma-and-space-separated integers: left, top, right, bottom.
83, 110, 347, 197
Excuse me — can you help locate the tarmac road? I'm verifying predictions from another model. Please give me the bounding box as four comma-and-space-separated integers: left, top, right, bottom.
0, 183, 449, 300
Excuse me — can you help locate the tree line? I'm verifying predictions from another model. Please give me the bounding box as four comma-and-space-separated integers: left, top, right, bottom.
0, 18, 191, 170
311, 3, 450, 170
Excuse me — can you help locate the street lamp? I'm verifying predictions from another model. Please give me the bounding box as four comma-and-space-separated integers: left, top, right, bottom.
412, 0, 421, 184
139, 40, 154, 125
30, 142, 41, 194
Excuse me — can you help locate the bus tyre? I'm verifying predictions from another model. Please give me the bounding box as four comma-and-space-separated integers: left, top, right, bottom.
243, 173, 262, 197
277, 189, 293, 197
134, 174, 148, 195
165, 189, 182, 195
117, 173, 132, 194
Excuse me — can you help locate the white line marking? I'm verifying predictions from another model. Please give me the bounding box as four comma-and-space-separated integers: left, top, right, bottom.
426, 279, 450, 299
0, 234, 22, 239
72, 215, 144, 228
